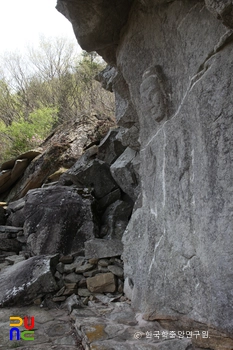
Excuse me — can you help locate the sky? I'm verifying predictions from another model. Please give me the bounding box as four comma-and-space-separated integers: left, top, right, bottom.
0, 0, 81, 54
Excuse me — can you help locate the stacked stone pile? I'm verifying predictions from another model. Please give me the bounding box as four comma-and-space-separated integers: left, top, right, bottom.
0, 225, 27, 270
51, 252, 124, 305
0, 242, 125, 308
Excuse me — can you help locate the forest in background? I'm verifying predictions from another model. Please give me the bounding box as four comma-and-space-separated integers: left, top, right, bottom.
0, 36, 115, 163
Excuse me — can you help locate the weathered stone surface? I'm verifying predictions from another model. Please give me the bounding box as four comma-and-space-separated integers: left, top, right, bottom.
95, 65, 116, 92
0, 237, 22, 253
87, 272, 116, 293
116, 125, 140, 151
117, 0, 233, 338
110, 147, 140, 201
56, 261, 65, 273
112, 70, 139, 128
97, 188, 121, 211
98, 259, 109, 267
78, 288, 92, 297
60, 255, 74, 264
75, 263, 94, 273
64, 273, 83, 284
0, 255, 58, 306
205, 0, 233, 28
85, 239, 123, 259
100, 200, 132, 239
108, 264, 124, 278
0, 159, 29, 194
56, 0, 134, 64
6, 197, 26, 227
23, 186, 97, 255
58, 0, 233, 342
5, 254, 25, 265
97, 128, 126, 165
60, 158, 118, 199
0, 150, 41, 198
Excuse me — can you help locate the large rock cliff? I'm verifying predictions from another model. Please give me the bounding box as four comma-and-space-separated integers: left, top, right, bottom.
57, 0, 233, 346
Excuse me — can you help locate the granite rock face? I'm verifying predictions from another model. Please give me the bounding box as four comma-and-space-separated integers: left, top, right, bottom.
57, 0, 233, 341
23, 186, 97, 256
0, 255, 58, 306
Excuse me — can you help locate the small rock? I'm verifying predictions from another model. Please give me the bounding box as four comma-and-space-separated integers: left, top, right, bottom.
33, 297, 43, 305
108, 265, 124, 278
55, 286, 66, 297
60, 255, 73, 264
64, 273, 83, 284
78, 278, 87, 288
73, 256, 86, 266
16, 235, 27, 244
55, 271, 62, 280
63, 294, 82, 313
56, 262, 64, 274
83, 296, 89, 305
98, 259, 109, 267
63, 288, 77, 297
110, 257, 123, 268
87, 272, 116, 293
17, 231, 24, 237
77, 288, 92, 297
83, 269, 100, 277
57, 279, 65, 289
65, 282, 78, 289
64, 264, 76, 274
97, 266, 109, 273
0, 238, 22, 253
75, 263, 94, 273
89, 258, 99, 265
53, 296, 67, 302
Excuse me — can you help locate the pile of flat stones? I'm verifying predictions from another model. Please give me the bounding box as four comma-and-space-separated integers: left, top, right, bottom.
0, 221, 27, 271
50, 253, 124, 305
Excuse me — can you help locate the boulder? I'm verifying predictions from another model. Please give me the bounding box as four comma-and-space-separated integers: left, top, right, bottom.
60, 158, 118, 199
97, 128, 126, 165
110, 147, 140, 201
97, 188, 121, 211
0, 226, 25, 253
6, 197, 26, 227
56, 0, 134, 64
116, 125, 140, 151
23, 186, 98, 256
85, 239, 123, 259
86, 272, 116, 293
0, 255, 58, 306
0, 159, 29, 194
100, 200, 132, 239
95, 65, 116, 92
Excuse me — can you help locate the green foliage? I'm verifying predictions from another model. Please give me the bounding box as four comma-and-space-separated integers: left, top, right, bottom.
0, 107, 57, 161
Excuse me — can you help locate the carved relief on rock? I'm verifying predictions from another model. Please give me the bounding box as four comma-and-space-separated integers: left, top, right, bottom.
140, 65, 167, 123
